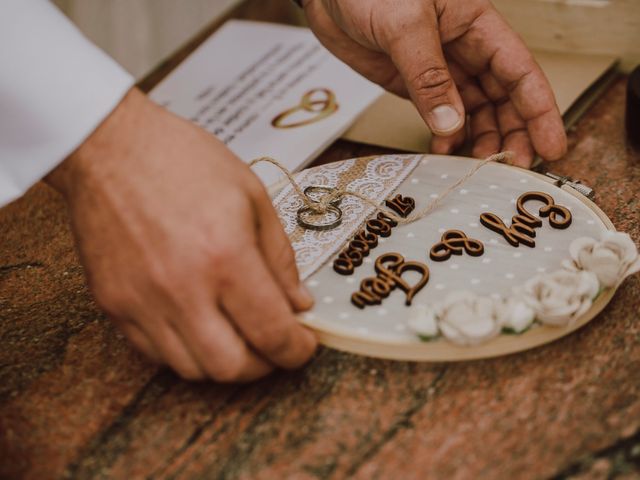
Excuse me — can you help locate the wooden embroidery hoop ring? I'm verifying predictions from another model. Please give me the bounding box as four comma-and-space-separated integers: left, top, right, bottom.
270, 155, 618, 362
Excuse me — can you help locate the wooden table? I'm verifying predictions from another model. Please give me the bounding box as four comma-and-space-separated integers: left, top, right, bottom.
1, 2, 639, 478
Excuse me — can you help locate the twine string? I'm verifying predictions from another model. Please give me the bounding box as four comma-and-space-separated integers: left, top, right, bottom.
249, 151, 514, 227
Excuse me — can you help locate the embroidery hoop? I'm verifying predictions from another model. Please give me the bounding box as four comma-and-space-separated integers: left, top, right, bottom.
276, 155, 620, 362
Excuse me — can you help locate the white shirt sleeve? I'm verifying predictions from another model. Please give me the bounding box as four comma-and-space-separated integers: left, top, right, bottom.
0, 0, 134, 206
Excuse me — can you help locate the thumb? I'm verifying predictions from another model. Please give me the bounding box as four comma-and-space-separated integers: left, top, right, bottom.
383, 6, 465, 136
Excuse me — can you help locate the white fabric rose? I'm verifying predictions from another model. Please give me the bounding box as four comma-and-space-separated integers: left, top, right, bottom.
495, 297, 536, 333
562, 232, 640, 288
518, 270, 599, 326
407, 304, 439, 339
435, 291, 501, 345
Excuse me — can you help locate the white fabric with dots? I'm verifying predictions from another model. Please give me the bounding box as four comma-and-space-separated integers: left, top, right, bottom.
298, 155, 607, 343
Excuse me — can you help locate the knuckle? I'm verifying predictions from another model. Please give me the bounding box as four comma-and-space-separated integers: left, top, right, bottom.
382, 4, 429, 40
195, 341, 250, 383
206, 240, 243, 271
255, 323, 293, 358
412, 67, 453, 100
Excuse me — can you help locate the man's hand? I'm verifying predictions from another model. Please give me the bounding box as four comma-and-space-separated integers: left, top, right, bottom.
303, 0, 567, 167
46, 88, 317, 382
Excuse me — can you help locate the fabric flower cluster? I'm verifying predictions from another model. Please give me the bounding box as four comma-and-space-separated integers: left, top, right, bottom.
409, 232, 639, 345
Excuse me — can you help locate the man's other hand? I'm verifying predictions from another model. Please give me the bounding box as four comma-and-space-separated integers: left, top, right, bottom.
46, 89, 317, 382
303, 0, 567, 167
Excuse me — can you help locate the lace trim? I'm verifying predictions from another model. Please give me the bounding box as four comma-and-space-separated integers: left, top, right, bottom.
273, 155, 422, 279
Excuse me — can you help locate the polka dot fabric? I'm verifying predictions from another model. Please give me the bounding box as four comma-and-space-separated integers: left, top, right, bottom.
299, 155, 608, 345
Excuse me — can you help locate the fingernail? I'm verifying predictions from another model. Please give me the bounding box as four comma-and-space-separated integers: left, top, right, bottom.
297, 283, 314, 308
428, 105, 462, 134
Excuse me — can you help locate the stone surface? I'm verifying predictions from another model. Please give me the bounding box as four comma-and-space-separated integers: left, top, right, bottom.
1, 3, 640, 479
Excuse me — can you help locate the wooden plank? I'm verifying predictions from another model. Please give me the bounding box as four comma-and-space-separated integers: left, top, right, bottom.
493, 0, 640, 71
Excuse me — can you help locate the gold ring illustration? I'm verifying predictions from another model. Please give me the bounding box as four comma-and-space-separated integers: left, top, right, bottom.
271, 88, 339, 129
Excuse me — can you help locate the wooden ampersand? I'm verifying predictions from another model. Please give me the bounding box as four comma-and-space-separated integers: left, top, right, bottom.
385, 194, 416, 218
517, 191, 572, 229
351, 253, 429, 308
430, 230, 484, 261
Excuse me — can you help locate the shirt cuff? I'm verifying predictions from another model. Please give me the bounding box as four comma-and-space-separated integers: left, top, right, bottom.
0, 0, 135, 206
